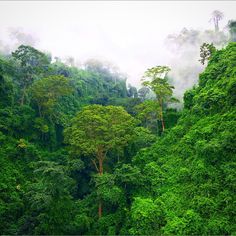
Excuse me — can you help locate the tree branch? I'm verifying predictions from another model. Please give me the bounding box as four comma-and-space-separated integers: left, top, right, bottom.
92, 159, 99, 173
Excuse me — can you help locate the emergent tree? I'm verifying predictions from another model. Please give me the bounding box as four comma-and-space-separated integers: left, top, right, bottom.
64, 105, 137, 217
142, 66, 176, 132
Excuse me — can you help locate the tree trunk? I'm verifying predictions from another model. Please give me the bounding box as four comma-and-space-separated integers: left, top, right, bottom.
161, 118, 165, 132
214, 18, 219, 32
98, 200, 102, 218
20, 85, 26, 106
159, 98, 165, 133
97, 147, 104, 218
98, 157, 103, 175
38, 103, 42, 118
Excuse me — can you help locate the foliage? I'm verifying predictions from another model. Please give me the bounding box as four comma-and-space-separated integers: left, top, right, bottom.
64, 104, 137, 175
142, 65, 177, 132
126, 42, 236, 235
199, 43, 217, 65
228, 20, 236, 42
0, 40, 235, 235
12, 45, 50, 105
30, 75, 74, 118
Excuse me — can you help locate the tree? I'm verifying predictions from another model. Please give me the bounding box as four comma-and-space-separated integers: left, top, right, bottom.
12, 45, 50, 105
199, 43, 216, 65
64, 105, 137, 217
228, 20, 236, 42
134, 100, 160, 132
30, 75, 74, 119
138, 86, 150, 101
142, 66, 175, 132
210, 10, 224, 32
127, 84, 138, 98
22, 161, 76, 235
129, 197, 164, 235
0, 57, 14, 107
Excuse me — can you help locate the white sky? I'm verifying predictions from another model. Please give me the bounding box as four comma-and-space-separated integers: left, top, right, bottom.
0, 1, 235, 86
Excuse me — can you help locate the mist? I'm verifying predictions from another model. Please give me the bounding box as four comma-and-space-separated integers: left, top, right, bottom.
0, 27, 38, 54
165, 26, 228, 100
0, 1, 235, 100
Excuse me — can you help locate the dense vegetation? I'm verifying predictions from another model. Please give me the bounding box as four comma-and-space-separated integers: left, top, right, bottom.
0, 40, 235, 235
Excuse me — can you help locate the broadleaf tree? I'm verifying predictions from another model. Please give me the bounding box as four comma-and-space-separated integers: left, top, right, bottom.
30, 75, 74, 119
142, 66, 176, 132
64, 104, 137, 217
12, 45, 50, 105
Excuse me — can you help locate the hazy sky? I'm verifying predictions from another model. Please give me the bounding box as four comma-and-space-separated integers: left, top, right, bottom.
0, 1, 235, 86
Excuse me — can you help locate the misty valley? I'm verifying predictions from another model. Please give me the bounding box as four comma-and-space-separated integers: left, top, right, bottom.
0, 5, 236, 236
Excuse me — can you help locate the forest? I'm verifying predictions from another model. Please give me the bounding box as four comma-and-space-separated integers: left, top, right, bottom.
0, 9, 236, 235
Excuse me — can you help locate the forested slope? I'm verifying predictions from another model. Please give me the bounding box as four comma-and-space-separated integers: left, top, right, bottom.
0, 43, 235, 235
124, 42, 236, 235
0, 45, 137, 234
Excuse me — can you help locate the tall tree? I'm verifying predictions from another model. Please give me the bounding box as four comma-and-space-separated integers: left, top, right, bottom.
30, 75, 73, 119
12, 45, 50, 105
228, 20, 236, 42
64, 105, 137, 218
134, 100, 159, 133
210, 10, 224, 32
199, 43, 216, 65
142, 66, 175, 132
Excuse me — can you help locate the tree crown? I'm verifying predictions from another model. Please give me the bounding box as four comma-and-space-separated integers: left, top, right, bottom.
64, 105, 137, 156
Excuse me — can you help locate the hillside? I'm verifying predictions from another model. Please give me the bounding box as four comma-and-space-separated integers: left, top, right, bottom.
124, 42, 236, 235
0, 43, 235, 235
